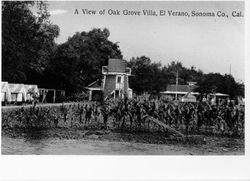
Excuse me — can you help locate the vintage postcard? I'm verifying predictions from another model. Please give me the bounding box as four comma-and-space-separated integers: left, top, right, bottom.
0, 0, 249, 180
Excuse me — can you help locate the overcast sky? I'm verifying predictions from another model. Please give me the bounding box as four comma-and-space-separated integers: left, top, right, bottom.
46, 1, 244, 82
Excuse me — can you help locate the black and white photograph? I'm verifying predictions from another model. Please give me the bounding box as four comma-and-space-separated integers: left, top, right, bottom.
2, 0, 250, 180
1, 1, 246, 156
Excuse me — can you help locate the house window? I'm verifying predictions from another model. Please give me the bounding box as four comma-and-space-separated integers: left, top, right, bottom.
117, 76, 121, 83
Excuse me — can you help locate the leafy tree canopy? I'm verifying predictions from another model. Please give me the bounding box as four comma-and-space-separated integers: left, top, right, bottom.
128, 57, 244, 98
43, 28, 123, 94
2, 1, 59, 83
2, 2, 243, 98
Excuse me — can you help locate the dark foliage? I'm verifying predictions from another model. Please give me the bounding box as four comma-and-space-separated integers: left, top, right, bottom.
42, 28, 123, 95
2, 1, 59, 83
128, 57, 244, 98
2, 2, 244, 98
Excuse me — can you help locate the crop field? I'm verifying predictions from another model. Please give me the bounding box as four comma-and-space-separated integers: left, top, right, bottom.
2, 97, 244, 137
1, 97, 245, 155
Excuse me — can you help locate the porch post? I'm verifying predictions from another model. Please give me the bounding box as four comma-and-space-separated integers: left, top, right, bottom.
89, 90, 92, 101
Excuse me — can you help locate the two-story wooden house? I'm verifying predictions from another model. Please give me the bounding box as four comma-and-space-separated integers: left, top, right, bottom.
87, 59, 132, 101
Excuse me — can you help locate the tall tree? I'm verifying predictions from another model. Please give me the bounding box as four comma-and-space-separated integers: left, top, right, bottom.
128, 56, 163, 94
43, 28, 122, 94
2, 1, 59, 83
128, 57, 244, 98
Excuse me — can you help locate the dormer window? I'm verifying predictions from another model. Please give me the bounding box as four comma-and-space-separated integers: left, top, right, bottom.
117, 76, 121, 83
125, 68, 131, 75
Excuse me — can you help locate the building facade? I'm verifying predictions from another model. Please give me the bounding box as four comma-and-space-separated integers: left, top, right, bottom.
87, 59, 132, 101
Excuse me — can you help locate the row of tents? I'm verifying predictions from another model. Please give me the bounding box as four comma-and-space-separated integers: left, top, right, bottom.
1, 82, 39, 104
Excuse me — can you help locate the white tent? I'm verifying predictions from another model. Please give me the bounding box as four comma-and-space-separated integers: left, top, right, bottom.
8, 83, 27, 102
1, 82, 11, 102
181, 92, 197, 102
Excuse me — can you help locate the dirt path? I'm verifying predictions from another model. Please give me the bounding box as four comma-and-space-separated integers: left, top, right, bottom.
2, 133, 244, 155
0, 137, 242, 155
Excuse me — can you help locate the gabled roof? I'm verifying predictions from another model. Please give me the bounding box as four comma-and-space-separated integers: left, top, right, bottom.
1, 82, 11, 101
181, 92, 197, 102
1, 82, 9, 92
182, 92, 196, 99
8, 83, 26, 93
86, 80, 103, 90
166, 84, 198, 92
24, 84, 39, 94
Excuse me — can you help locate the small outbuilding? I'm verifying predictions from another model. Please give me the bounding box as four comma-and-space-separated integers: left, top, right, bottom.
160, 84, 199, 101
86, 80, 103, 101
208, 93, 229, 105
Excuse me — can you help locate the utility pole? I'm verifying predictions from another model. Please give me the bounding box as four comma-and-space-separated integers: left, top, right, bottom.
230, 64, 231, 75
175, 70, 178, 101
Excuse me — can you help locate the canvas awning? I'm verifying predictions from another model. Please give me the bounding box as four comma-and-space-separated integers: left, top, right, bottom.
214, 93, 229, 97
160, 91, 199, 95
86, 80, 103, 91
8, 83, 27, 102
